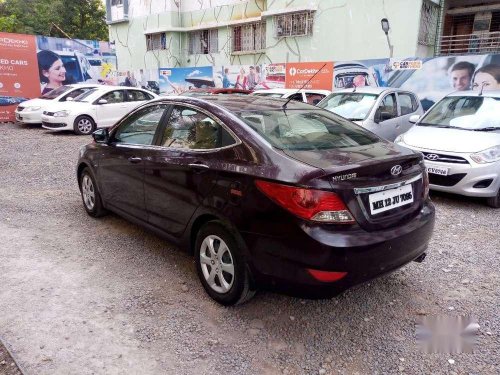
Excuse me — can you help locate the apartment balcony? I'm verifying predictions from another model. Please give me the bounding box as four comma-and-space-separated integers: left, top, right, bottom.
438, 31, 500, 55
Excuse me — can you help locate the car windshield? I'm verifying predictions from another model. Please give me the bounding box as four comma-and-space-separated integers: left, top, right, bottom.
318, 93, 378, 121
236, 109, 379, 151
73, 88, 99, 102
40, 85, 72, 99
419, 96, 500, 131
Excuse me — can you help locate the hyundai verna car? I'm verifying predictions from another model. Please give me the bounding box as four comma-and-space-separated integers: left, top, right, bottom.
77, 95, 435, 305
395, 91, 500, 208
15, 84, 98, 124
318, 87, 423, 141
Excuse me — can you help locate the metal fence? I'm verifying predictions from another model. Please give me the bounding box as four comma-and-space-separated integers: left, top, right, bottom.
438, 31, 500, 55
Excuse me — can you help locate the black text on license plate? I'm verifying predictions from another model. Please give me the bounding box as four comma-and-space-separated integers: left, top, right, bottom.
368, 184, 414, 215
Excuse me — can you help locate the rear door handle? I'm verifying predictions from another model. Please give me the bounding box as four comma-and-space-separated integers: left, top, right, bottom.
188, 163, 209, 169
128, 156, 142, 164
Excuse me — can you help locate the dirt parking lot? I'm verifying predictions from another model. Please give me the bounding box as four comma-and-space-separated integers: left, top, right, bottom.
0, 122, 499, 375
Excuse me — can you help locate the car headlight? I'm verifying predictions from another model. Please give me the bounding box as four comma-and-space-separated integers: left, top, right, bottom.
470, 145, 500, 164
54, 110, 70, 117
26, 106, 41, 112
394, 134, 405, 144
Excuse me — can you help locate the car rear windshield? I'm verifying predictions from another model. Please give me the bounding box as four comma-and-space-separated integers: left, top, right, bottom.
236, 109, 379, 151
318, 93, 378, 121
40, 85, 72, 99
419, 96, 500, 131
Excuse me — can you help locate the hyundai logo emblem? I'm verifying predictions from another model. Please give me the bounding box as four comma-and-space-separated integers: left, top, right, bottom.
391, 165, 403, 176
425, 153, 439, 161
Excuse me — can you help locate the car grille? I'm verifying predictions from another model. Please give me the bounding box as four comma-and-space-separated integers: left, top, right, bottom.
42, 121, 66, 128
17, 106, 24, 112
422, 152, 469, 164
429, 173, 467, 187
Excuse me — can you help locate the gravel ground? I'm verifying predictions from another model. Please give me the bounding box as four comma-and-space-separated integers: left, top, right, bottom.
0, 122, 498, 375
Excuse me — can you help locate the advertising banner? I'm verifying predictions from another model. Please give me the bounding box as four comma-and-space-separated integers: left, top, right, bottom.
159, 66, 214, 95
0, 33, 40, 122
285, 62, 334, 90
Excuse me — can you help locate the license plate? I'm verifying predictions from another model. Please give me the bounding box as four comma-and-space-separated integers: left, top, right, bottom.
369, 184, 414, 215
426, 166, 448, 176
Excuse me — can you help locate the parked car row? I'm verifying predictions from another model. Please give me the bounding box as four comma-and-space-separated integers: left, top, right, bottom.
16, 85, 158, 135
15, 86, 499, 305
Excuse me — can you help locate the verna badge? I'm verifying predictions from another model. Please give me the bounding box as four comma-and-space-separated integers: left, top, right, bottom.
332, 173, 357, 182
391, 165, 403, 176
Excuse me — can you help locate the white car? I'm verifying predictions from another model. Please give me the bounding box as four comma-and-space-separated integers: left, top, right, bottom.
41, 86, 158, 135
15, 84, 98, 124
251, 89, 331, 105
318, 87, 424, 141
395, 91, 500, 208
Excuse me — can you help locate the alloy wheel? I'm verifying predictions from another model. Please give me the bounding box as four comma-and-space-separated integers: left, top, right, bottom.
78, 118, 93, 134
81, 174, 96, 210
199, 235, 235, 294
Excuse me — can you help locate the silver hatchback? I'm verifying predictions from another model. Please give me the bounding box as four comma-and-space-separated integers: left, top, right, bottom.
317, 87, 424, 141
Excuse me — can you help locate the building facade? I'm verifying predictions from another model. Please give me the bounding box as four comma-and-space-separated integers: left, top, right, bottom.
106, 0, 444, 71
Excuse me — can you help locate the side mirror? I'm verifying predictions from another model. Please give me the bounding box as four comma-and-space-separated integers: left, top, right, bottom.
409, 114, 420, 124
97, 99, 108, 105
374, 108, 381, 124
92, 128, 109, 143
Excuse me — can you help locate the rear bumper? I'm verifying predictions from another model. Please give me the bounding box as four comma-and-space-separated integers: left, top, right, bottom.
242, 201, 435, 298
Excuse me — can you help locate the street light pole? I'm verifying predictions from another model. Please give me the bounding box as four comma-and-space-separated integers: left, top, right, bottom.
381, 18, 394, 58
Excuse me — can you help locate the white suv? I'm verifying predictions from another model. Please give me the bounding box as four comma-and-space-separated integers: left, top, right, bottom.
41, 86, 158, 135
15, 84, 98, 124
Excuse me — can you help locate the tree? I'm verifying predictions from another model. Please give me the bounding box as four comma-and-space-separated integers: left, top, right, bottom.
0, 0, 108, 41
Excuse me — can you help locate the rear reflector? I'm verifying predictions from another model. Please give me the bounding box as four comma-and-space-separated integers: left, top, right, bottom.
255, 180, 355, 224
307, 269, 348, 282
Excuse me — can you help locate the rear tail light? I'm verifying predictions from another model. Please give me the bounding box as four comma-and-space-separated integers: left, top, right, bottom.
255, 180, 355, 224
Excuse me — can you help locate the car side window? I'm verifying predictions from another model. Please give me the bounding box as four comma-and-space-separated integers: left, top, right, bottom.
127, 90, 148, 102
378, 93, 397, 121
160, 106, 236, 150
399, 93, 416, 115
113, 105, 167, 145
101, 90, 125, 104
288, 93, 304, 102
306, 93, 326, 105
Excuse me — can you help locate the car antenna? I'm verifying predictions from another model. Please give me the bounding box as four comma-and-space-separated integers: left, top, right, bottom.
282, 62, 328, 110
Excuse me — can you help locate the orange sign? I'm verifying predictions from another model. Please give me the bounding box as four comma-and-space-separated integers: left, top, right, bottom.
0, 33, 40, 122
285, 62, 334, 90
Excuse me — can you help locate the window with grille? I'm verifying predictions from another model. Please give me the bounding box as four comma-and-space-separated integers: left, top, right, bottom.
146, 33, 167, 51
418, 0, 440, 46
188, 29, 218, 54
232, 22, 266, 52
273, 11, 314, 38
111, 0, 123, 5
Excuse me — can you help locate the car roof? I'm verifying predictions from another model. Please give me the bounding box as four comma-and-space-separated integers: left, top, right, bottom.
252, 88, 331, 95
446, 90, 500, 98
329, 87, 391, 95
152, 94, 318, 112
67, 83, 100, 89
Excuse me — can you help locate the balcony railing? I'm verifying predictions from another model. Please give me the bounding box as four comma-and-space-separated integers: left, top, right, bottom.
438, 31, 500, 55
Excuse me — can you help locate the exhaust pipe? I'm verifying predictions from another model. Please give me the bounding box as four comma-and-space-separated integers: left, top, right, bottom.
413, 252, 427, 263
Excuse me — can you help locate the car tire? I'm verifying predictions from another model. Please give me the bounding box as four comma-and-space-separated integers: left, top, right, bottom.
486, 188, 500, 208
79, 168, 107, 217
195, 221, 256, 305
74, 115, 96, 135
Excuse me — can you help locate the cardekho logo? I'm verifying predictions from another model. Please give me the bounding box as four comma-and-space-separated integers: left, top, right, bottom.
289, 67, 297, 76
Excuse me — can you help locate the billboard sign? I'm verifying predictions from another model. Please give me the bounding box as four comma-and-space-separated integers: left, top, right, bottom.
285, 62, 334, 90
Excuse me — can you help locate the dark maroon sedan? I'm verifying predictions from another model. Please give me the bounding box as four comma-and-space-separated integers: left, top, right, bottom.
77, 95, 435, 305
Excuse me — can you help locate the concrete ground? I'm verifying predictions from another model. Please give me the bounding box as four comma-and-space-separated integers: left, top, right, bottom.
0, 122, 498, 375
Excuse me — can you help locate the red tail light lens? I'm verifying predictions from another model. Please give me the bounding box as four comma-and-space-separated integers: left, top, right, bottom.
255, 180, 355, 224
307, 269, 348, 282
